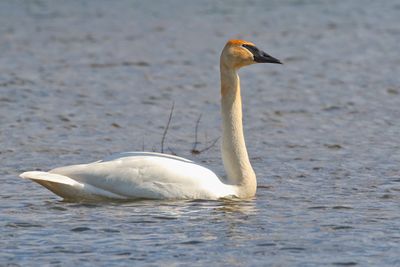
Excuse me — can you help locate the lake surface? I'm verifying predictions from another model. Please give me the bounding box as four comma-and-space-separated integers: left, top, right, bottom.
1, 0, 400, 266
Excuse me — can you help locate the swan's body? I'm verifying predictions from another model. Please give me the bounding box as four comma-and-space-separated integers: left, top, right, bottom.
21, 152, 237, 200
20, 40, 281, 201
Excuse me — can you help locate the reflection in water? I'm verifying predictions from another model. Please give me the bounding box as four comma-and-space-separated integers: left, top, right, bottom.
215, 198, 258, 215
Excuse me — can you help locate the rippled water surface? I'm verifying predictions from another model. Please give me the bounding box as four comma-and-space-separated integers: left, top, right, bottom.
1, 0, 400, 266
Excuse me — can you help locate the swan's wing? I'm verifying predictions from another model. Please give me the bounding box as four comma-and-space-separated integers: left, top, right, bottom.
47, 154, 234, 200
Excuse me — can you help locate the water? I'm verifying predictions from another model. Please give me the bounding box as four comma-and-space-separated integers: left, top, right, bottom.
1, 0, 400, 266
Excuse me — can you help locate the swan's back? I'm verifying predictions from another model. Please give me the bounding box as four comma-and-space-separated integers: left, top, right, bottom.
21, 152, 237, 201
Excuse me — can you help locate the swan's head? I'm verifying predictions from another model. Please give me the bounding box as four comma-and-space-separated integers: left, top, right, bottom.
221, 39, 282, 69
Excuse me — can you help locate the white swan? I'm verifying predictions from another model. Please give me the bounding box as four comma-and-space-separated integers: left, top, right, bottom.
20, 40, 282, 201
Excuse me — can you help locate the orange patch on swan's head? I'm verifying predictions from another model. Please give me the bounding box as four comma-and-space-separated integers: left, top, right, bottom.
221, 40, 257, 70
226, 39, 255, 47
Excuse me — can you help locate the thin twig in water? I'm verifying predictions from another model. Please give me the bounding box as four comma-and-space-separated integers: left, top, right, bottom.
161, 102, 174, 153
167, 147, 177, 156
191, 114, 202, 154
198, 137, 220, 154
191, 113, 220, 155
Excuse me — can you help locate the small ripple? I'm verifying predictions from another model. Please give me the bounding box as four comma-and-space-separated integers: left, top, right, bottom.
322, 105, 342, 112
67, 203, 101, 208
332, 262, 358, 266
70, 227, 92, 232
152, 216, 178, 220
101, 228, 120, 233
324, 225, 354, 230
254, 250, 267, 256
380, 194, 394, 199
51, 246, 92, 254
129, 257, 146, 261
51, 246, 69, 253
332, 206, 353, 210
308, 206, 328, 210
6, 222, 43, 228
256, 243, 276, 247
258, 185, 273, 189
280, 247, 306, 252
114, 252, 131, 256
129, 220, 157, 224
180, 240, 203, 245
189, 199, 213, 203
331, 225, 353, 230
48, 206, 68, 211
324, 144, 343, 150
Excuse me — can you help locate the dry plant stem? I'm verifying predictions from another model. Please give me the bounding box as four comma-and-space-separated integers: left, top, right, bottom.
191, 114, 202, 153
199, 137, 220, 153
161, 102, 174, 153
191, 113, 220, 155
167, 147, 177, 156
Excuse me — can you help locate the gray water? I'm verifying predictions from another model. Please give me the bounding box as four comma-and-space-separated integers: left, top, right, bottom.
1, 0, 400, 266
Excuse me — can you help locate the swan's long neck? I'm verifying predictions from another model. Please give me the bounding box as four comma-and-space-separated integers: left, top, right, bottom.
220, 63, 256, 198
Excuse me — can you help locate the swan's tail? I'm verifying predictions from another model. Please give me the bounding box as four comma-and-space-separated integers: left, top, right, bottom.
20, 171, 82, 186
19, 171, 126, 201
20, 171, 86, 200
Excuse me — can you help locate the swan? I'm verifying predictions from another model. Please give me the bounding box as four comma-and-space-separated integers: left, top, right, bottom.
20, 39, 282, 201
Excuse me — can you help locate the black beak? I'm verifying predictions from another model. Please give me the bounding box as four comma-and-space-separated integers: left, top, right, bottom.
254, 50, 282, 64
243, 44, 282, 64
